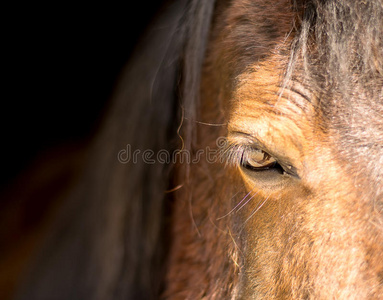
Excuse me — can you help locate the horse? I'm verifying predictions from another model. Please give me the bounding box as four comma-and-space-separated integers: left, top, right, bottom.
11, 0, 383, 299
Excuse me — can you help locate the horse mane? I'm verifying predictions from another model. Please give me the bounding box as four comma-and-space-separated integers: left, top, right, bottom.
15, 1, 215, 299
290, 0, 383, 93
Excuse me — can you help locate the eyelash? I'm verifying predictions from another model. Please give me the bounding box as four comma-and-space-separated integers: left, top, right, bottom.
222, 143, 248, 167
222, 142, 274, 169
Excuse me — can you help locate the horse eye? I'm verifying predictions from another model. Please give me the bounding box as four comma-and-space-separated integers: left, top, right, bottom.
241, 149, 280, 171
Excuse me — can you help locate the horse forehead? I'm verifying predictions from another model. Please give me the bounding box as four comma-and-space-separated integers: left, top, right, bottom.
210, 0, 295, 79
328, 89, 383, 136
232, 58, 383, 188
216, 0, 383, 182
326, 88, 383, 188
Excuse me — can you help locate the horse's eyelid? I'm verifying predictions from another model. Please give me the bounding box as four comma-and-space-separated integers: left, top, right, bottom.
223, 142, 300, 179
223, 143, 271, 168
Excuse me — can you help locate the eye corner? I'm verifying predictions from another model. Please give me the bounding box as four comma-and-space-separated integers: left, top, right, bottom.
279, 163, 300, 179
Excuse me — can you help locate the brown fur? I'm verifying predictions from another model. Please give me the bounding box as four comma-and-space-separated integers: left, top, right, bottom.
165, 0, 383, 298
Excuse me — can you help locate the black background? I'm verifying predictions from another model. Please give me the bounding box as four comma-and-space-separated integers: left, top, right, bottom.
2, 2, 165, 189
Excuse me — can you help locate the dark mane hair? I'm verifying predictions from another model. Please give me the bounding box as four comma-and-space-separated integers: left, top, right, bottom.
291, 0, 383, 90
16, 1, 216, 299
